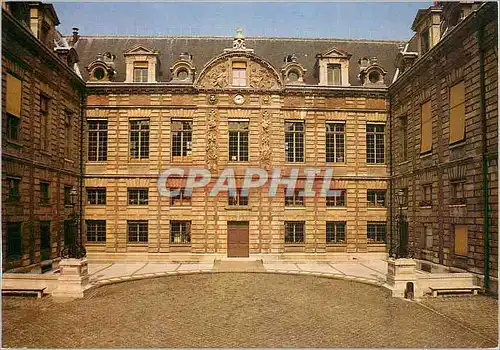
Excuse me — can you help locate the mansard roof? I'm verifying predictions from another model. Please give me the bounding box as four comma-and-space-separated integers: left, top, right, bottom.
72, 35, 404, 86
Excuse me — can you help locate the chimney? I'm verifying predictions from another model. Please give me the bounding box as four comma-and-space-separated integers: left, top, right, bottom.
72, 27, 79, 44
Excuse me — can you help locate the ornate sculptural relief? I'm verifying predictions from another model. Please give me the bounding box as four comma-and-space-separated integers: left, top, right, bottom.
206, 109, 219, 171
249, 62, 279, 90
200, 62, 229, 89
260, 110, 272, 168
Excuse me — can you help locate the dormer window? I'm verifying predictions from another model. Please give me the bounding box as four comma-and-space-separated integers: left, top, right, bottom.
134, 62, 148, 82
232, 61, 247, 87
93, 68, 105, 80
123, 45, 159, 83
327, 64, 342, 85
316, 47, 351, 87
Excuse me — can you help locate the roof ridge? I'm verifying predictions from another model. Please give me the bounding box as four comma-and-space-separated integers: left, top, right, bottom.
69, 34, 405, 44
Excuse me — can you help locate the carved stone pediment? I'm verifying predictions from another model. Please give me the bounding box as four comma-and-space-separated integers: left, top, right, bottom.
316, 47, 352, 59
123, 45, 157, 56
195, 53, 282, 90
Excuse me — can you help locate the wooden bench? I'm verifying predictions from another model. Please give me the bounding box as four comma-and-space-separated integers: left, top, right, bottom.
429, 286, 481, 297
2, 287, 46, 298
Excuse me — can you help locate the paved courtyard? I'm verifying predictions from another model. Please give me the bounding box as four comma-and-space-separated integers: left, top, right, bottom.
2, 273, 497, 348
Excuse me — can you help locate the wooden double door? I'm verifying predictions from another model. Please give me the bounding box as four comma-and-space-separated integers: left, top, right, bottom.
227, 221, 249, 257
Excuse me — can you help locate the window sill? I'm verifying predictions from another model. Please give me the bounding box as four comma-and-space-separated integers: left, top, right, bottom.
127, 242, 148, 246
169, 243, 192, 247
40, 203, 51, 207
419, 206, 432, 209
284, 206, 306, 210
449, 204, 466, 208
40, 150, 51, 157
129, 159, 149, 163
325, 162, 347, 166
367, 242, 386, 246
86, 161, 108, 165
64, 204, 73, 208
419, 152, 432, 159
85, 242, 106, 245
170, 206, 193, 209
64, 158, 75, 164
5, 139, 24, 148
127, 205, 149, 208
366, 163, 386, 166
326, 243, 347, 246
284, 243, 305, 247
225, 206, 252, 210
326, 206, 347, 210
86, 204, 107, 207
449, 141, 466, 150
367, 206, 386, 210
398, 161, 410, 166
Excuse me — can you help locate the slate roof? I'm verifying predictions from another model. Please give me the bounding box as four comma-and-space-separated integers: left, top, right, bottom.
72, 35, 405, 86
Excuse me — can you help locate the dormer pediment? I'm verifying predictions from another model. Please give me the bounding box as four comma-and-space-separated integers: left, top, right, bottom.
316, 47, 352, 59
123, 45, 158, 56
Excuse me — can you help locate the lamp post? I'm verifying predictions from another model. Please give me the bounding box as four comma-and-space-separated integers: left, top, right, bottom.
62, 187, 86, 259
395, 189, 408, 258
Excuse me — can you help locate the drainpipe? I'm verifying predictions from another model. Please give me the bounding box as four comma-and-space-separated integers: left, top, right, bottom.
79, 88, 85, 247
388, 92, 394, 258
475, 13, 490, 291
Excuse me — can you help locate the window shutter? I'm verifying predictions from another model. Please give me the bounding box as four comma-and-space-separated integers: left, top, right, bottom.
6, 74, 22, 117
454, 225, 468, 256
449, 81, 465, 144
420, 101, 432, 153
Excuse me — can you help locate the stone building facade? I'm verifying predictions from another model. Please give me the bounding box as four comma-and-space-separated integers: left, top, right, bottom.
74, 34, 401, 261
389, 2, 498, 289
2, 3, 85, 271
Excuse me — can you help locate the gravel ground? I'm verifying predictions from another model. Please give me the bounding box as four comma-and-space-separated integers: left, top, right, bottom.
2, 273, 498, 348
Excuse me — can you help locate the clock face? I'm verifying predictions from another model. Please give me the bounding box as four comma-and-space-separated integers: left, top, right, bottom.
234, 94, 245, 105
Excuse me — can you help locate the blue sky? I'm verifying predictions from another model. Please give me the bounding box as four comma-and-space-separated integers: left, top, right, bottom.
54, 2, 431, 40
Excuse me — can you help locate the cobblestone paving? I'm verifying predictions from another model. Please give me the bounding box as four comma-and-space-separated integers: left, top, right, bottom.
2, 273, 498, 348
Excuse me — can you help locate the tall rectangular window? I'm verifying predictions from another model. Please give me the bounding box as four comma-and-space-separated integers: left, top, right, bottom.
454, 224, 468, 256
451, 180, 466, 205
170, 221, 191, 244
64, 111, 73, 158
128, 188, 148, 205
6, 222, 22, 261
228, 121, 249, 162
327, 64, 342, 85
326, 189, 346, 207
285, 189, 304, 206
40, 95, 50, 150
171, 119, 192, 160
285, 221, 305, 244
449, 81, 465, 145
400, 116, 408, 161
326, 123, 345, 163
285, 121, 304, 162
420, 184, 432, 207
133, 61, 148, 82
367, 222, 386, 243
40, 221, 51, 261
366, 124, 385, 163
228, 188, 249, 206
232, 62, 247, 86
424, 224, 433, 249
421, 29, 430, 54
87, 188, 106, 205
420, 101, 432, 154
7, 177, 20, 202
128, 221, 148, 243
130, 119, 150, 159
170, 188, 192, 206
86, 220, 106, 242
326, 221, 346, 244
40, 182, 50, 205
64, 186, 72, 206
88, 120, 108, 161
6, 73, 22, 140
367, 190, 386, 207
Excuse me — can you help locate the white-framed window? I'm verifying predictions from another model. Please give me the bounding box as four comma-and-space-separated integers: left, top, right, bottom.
128, 188, 148, 205
232, 62, 247, 86
87, 120, 108, 161
366, 123, 385, 164
133, 61, 148, 82
367, 222, 386, 243
285, 121, 304, 162
229, 121, 249, 162
285, 221, 305, 244
326, 123, 345, 162
130, 119, 150, 159
128, 221, 148, 243
86, 220, 106, 242
367, 190, 386, 207
170, 221, 191, 244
